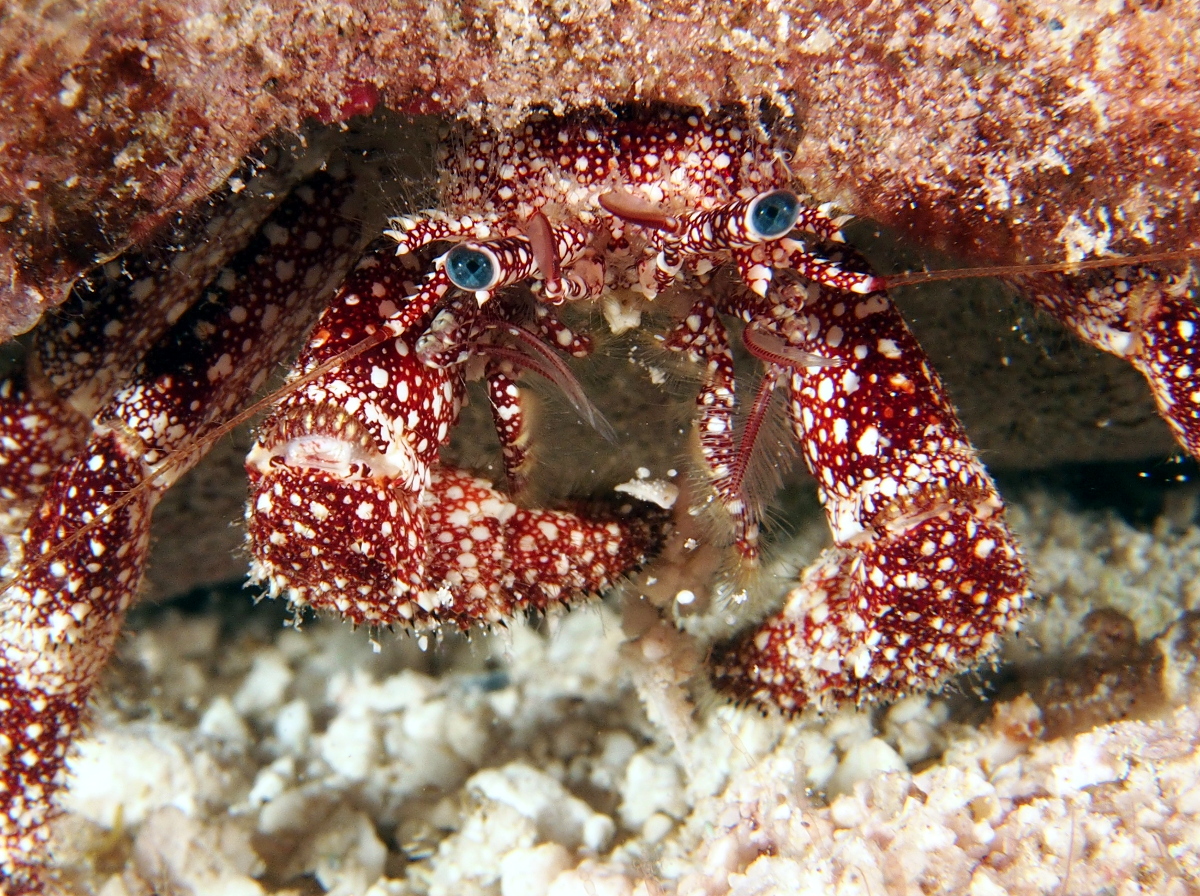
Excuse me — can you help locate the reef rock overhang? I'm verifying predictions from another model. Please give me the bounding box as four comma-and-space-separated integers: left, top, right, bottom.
2, 0, 1198, 337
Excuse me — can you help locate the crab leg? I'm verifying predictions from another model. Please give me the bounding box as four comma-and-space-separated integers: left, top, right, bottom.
0, 171, 365, 891
0, 372, 87, 538
658, 299, 750, 552
486, 359, 534, 495
711, 271, 1030, 711
1017, 266, 1200, 459
34, 144, 333, 418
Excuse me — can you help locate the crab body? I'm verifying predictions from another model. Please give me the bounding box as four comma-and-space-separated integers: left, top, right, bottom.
0, 104, 1197, 892
370, 107, 1033, 713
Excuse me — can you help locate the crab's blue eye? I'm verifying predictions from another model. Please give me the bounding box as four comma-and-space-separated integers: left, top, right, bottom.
748, 190, 800, 240
446, 245, 499, 291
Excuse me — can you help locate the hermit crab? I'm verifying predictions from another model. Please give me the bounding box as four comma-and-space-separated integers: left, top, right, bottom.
0, 104, 1197, 892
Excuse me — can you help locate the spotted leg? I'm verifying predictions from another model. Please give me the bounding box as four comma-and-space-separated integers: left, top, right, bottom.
486, 360, 534, 495
32, 145, 332, 417
0, 171, 365, 891
0, 372, 86, 539
711, 263, 1029, 713
1018, 266, 1200, 459
657, 300, 755, 556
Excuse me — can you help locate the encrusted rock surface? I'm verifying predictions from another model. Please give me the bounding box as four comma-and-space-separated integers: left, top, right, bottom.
3, 0, 1198, 334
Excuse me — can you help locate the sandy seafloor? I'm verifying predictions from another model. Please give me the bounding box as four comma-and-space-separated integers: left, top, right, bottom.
45, 466, 1200, 896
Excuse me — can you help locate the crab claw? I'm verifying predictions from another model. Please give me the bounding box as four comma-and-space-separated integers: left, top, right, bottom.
245, 405, 430, 626
246, 432, 669, 630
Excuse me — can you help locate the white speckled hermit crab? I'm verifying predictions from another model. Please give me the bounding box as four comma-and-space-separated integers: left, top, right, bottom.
2, 104, 1198, 892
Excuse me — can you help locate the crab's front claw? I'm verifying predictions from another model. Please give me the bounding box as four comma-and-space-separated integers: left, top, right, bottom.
245, 450, 428, 627
709, 253, 1029, 714
419, 468, 669, 628
245, 456, 668, 631
711, 502, 1027, 712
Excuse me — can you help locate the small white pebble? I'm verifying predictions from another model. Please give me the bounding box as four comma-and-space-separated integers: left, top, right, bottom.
618, 751, 686, 828
828, 737, 907, 796
232, 651, 293, 717
320, 712, 378, 781
198, 696, 251, 749
273, 699, 313, 754
614, 477, 679, 509
641, 811, 674, 844
500, 843, 574, 896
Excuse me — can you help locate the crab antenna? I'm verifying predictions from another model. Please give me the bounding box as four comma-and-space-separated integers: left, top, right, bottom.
882, 247, 1200, 288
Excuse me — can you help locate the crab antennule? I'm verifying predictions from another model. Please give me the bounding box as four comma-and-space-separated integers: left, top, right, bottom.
742, 323, 841, 370
597, 189, 679, 232
524, 210, 563, 285
484, 324, 616, 442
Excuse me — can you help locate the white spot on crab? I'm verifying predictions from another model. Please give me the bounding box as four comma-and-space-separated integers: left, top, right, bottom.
857, 426, 880, 456
207, 353, 234, 382
877, 338, 902, 359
